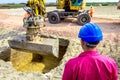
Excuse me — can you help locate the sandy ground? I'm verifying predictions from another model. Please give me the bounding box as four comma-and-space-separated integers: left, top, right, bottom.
0, 6, 120, 38
0, 6, 120, 80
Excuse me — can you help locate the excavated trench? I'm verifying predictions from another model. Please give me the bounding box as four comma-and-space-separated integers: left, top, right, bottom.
1, 37, 69, 73
0, 36, 120, 79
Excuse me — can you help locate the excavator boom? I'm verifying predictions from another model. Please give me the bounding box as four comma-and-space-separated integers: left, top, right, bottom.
8, 0, 91, 73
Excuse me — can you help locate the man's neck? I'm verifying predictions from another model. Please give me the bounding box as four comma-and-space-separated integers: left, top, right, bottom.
83, 47, 96, 52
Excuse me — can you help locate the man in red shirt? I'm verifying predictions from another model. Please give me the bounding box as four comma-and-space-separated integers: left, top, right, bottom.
62, 23, 118, 80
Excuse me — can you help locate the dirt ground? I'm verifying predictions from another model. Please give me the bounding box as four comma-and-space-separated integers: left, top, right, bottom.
0, 6, 120, 46
0, 6, 120, 80
0, 6, 120, 38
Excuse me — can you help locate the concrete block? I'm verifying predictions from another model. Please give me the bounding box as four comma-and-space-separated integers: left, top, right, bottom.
8, 35, 59, 57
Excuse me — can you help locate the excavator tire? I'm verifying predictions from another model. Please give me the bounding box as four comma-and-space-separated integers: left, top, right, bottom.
48, 12, 60, 24
77, 13, 91, 25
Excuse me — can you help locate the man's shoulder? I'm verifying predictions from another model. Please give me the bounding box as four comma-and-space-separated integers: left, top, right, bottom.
66, 57, 79, 66
97, 54, 117, 64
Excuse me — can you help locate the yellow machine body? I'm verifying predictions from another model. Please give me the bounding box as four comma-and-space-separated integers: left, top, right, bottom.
27, 0, 46, 17
57, 0, 86, 10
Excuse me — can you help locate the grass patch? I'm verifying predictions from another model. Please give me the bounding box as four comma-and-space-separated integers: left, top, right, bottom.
0, 2, 118, 9
0, 3, 25, 9
86, 2, 118, 6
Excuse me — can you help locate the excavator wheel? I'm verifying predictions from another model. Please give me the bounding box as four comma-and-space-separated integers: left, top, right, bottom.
77, 13, 91, 25
48, 12, 60, 24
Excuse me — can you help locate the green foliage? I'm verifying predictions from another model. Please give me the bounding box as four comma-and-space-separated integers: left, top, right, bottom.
86, 2, 118, 6
46, 2, 118, 7
0, 3, 25, 9
0, 2, 118, 9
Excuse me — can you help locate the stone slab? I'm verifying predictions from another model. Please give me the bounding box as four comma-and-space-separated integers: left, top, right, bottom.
8, 35, 59, 57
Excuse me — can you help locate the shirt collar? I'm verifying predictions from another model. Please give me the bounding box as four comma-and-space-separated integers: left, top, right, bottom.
78, 50, 99, 57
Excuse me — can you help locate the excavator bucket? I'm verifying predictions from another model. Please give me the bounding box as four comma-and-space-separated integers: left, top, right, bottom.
8, 35, 60, 73
8, 0, 61, 73
8, 35, 59, 58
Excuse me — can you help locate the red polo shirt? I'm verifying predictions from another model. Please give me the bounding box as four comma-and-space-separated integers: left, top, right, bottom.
62, 50, 118, 80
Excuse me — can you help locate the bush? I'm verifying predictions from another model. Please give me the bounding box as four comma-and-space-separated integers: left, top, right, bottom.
86, 2, 117, 6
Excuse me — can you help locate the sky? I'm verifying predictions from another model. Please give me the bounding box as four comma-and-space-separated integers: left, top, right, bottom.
0, 0, 119, 4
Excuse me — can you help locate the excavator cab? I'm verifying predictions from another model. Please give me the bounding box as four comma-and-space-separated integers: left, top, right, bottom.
57, 0, 86, 10
71, 0, 83, 6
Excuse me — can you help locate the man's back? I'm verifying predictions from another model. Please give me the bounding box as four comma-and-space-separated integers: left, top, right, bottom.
62, 50, 118, 80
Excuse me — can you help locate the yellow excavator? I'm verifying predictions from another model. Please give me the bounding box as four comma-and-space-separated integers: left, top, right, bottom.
8, 0, 91, 73
23, 0, 91, 26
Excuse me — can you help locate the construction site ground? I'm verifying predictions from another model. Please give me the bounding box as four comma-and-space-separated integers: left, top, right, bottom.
0, 6, 120, 38
0, 6, 120, 80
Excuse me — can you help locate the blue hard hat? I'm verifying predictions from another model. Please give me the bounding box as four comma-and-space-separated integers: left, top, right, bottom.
78, 22, 103, 42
